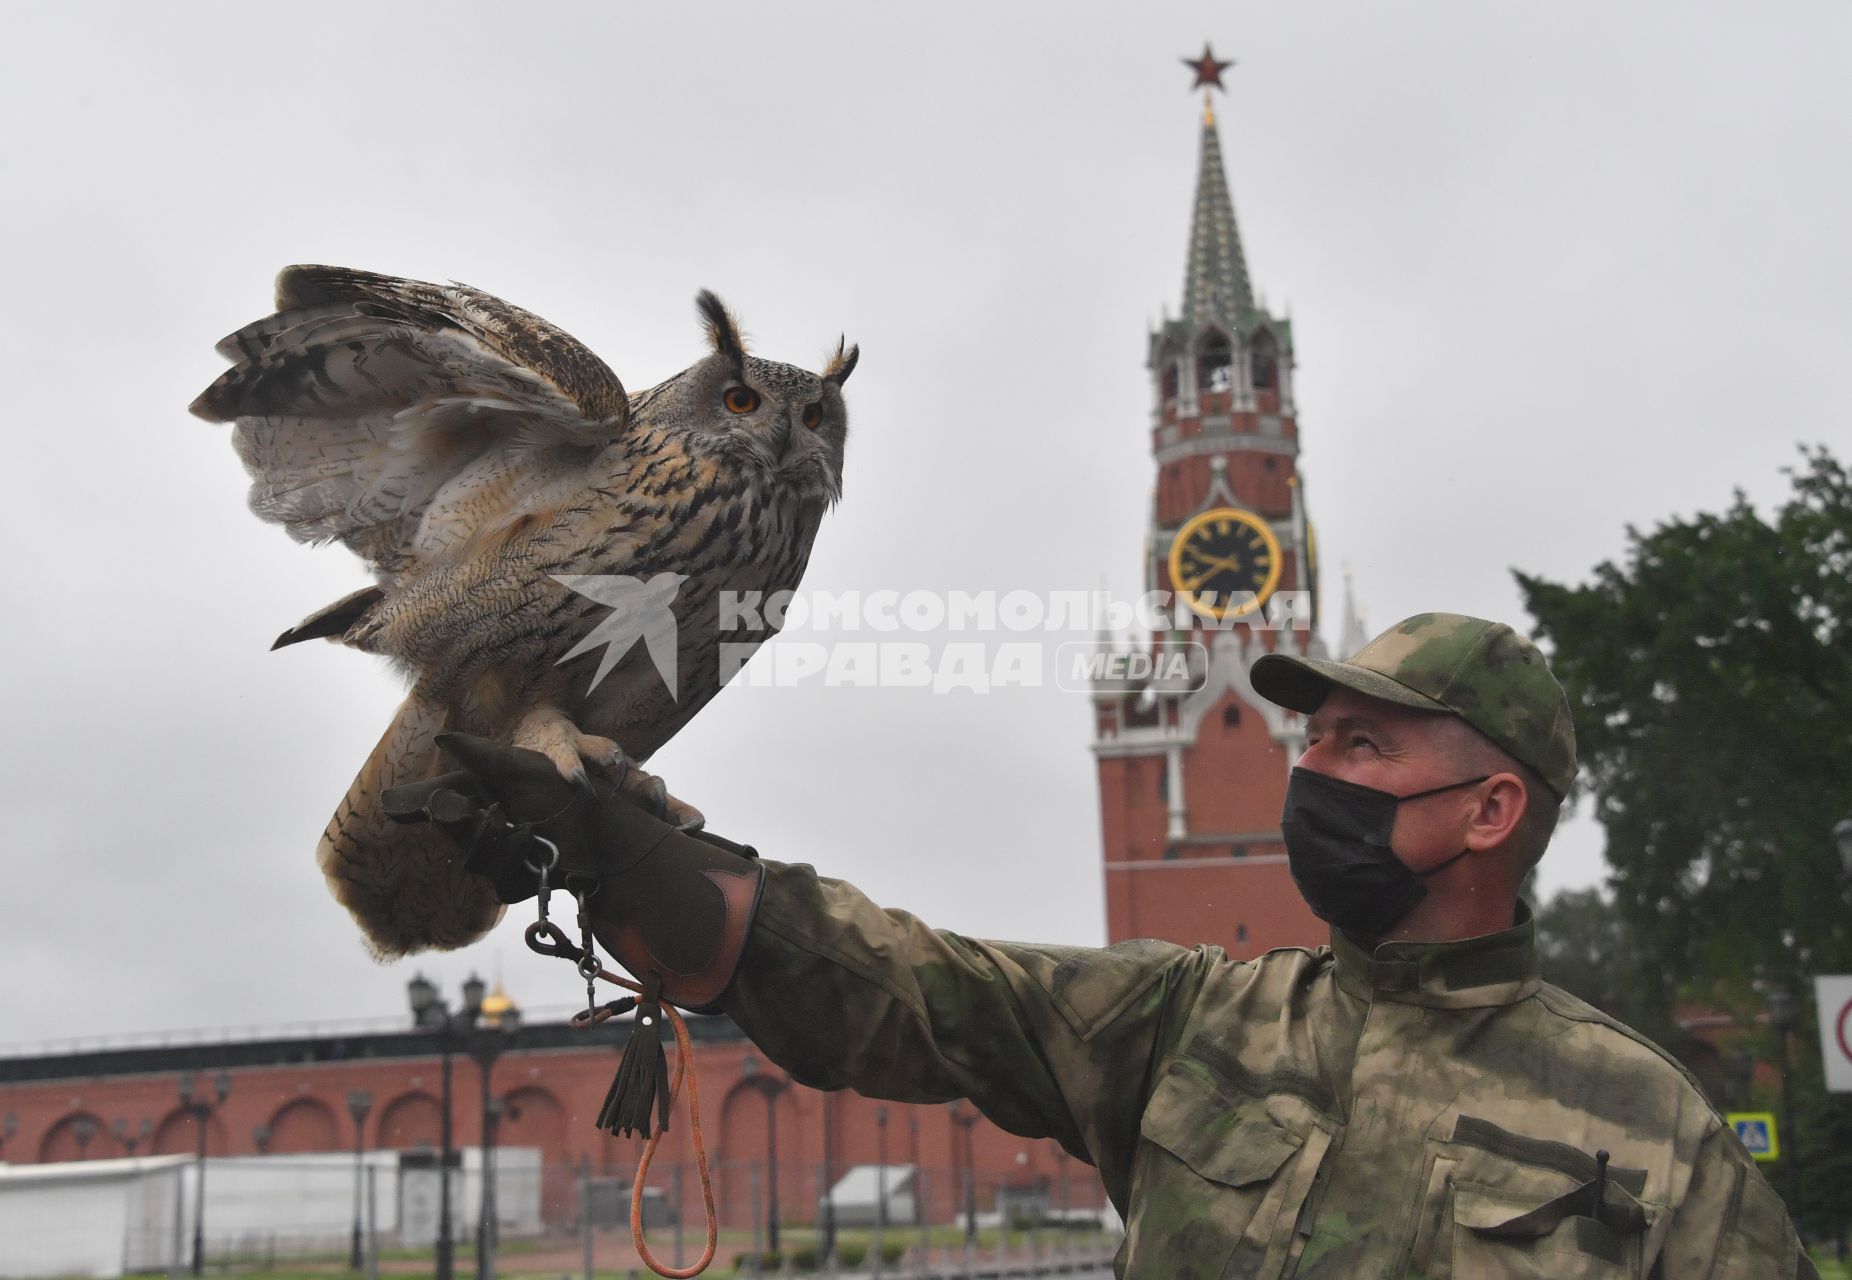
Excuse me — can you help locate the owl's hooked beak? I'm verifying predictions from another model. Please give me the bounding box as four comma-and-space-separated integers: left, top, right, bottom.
769, 411, 794, 464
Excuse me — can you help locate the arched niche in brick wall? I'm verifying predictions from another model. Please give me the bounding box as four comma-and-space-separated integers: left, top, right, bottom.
267, 1096, 341, 1152
37, 1111, 107, 1163
714, 1072, 801, 1234
153, 1106, 227, 1157
498, 1084, 566, 1154
376, 1091, 441, 1150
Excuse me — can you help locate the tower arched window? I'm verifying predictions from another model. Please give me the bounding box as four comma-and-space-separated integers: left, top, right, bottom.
1250, 331, 1279, 392
1159, 361, 1180, 408
1198, 333, 1233, 395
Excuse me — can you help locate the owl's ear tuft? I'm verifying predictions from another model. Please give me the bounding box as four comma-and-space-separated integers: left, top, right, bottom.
695, 290, 747, 371
822, 336, 860, 387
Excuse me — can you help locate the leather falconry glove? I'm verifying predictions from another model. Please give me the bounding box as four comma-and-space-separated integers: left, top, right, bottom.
379, 732, 764, 1012
382, 733, 763, 1140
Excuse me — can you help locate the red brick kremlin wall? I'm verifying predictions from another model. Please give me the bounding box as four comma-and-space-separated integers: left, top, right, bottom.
0, 1016, 1105, 1226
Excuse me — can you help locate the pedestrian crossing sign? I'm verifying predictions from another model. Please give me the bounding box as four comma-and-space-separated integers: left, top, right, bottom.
1726, 1112, 1779, 1162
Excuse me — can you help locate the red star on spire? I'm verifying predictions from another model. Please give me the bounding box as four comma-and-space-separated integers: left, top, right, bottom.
1182, 42, 1235, 92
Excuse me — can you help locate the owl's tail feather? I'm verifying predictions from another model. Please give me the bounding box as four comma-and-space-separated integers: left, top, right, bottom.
317, 684, 503, 959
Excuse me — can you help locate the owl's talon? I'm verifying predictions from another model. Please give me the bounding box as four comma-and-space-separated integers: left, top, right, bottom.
644, 776, 669, 818
602, 749, 631, 790
572, 733, 631, 788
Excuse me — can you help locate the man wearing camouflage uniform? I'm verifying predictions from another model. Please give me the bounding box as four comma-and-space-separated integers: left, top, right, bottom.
399, 613, 1811, 1278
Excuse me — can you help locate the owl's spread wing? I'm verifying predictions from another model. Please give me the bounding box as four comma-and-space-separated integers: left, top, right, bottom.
190, 265, 631, 577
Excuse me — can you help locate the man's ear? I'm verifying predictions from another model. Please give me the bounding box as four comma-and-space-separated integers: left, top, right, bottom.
1465, 773, 1529, 851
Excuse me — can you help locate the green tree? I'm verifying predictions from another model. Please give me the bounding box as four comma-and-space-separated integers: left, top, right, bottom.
1517, 444, 1852, 1240
1518, 446, 1852, 1003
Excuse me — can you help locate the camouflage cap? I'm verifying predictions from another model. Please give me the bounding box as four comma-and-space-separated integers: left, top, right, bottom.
1251, 612, 1577, 798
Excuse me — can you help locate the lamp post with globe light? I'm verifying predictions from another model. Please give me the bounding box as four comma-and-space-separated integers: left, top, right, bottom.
72, 1115, 96, 1160
468, 984, 520, 1280
408, 973, 488, 1280
177, 1069, 232, 1276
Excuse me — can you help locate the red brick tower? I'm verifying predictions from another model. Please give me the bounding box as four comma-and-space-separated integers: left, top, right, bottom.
1092, 49, 1351, 959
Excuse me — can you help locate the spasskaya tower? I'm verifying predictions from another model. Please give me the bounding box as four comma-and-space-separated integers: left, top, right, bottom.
1090, 47, 1364, 960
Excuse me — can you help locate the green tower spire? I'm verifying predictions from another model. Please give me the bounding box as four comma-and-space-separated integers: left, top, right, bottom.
1179, 70, 1256, 328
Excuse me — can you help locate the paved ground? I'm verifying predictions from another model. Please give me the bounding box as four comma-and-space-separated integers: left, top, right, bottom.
455, 1230, 1115, 1278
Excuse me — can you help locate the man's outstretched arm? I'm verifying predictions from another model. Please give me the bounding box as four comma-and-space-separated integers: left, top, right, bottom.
721, 858, 1209, 1206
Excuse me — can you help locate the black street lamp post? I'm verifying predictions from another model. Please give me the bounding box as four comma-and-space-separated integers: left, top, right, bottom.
948, 1103, 978, 1248
820, 1092, 838, 1262
72, 1115, 96, 1160
908, 1108, 924, 1244
348, 1089, 373, 1271
407, 974, 489, 1280
468, 1006, 520, 1280
178, 1069, 232, 1277
874, 1105, 890, 1270
1, 1112, 15, 1160
1768, 989, 1802, 1224
738, 1054, 789, 1254
1056, 1146, 1073, 1266
251, 1125, 272, 1155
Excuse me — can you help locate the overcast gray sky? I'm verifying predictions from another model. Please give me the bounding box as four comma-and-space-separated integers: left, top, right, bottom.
2, 3, 1847, 1049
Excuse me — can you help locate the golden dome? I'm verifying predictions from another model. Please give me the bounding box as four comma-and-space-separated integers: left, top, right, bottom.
479, 981, 518, 1025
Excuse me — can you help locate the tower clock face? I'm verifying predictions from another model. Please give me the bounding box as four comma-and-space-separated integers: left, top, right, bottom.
1167, 507, 1283, 619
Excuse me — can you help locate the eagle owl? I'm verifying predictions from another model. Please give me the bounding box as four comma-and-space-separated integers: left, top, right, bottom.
192, 266, 855, 957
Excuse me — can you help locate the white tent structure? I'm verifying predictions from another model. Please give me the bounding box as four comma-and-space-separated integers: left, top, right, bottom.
0, 1155, 188, 1279
823, 1164, 916, 1228
0, 1148, 542, 1279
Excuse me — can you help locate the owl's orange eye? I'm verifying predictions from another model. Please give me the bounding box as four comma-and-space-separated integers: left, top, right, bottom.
723, 386, 760, 414
801, 403, 823, 430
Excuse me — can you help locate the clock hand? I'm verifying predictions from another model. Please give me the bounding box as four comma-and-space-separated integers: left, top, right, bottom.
1188, 551, 1254, 577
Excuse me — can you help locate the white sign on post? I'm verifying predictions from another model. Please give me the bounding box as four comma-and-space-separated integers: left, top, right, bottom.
1814, 975, 1852, 1094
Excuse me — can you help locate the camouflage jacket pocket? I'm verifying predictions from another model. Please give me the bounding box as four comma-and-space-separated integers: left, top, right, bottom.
1121, 1069, 1333, 1280
1420, 1118, 1657, 1280
1446, 1180, 1653, 1279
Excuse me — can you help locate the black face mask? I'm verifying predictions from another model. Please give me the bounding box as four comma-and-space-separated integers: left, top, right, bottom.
1280, 767, 1490, 938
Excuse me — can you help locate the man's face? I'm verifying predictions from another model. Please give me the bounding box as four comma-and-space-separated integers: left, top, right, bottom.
1297, 687, 1486, 874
